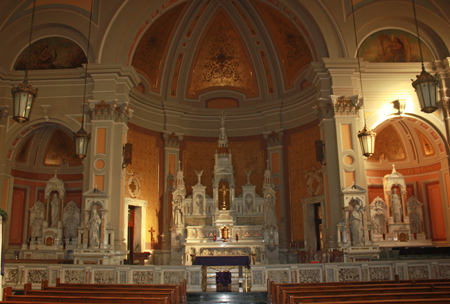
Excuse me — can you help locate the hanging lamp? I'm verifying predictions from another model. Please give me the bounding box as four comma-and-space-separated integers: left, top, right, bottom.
73, 0, 93, 159
11, 0, 38, 123
350, 0, 376, 158
411, 0, 439, 113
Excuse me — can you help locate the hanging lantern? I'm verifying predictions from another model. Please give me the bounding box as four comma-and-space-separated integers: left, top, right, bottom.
11, 81, 38, 123
73, 126, 91, 160
358, 125, 376, 158
412, 67, 439, 113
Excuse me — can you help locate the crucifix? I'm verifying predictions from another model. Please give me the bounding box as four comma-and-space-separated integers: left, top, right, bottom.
149, 227, 155, 248
218, 184, 229, 210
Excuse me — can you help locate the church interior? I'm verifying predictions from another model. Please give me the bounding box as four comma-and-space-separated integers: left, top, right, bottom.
1, 0, 450, 295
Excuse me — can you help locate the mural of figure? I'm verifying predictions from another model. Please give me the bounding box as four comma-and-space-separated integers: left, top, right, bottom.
391, 189, 402, 223
378, 34, 411, 62
88, 208, 102, 248
245, 194, 253, 213
172, 196, 183, 227
30, 201, 45, 238
349, 200, 364, 246
264, 194, 277, 228
195, 195, 203, 215
50, 193, 60, 227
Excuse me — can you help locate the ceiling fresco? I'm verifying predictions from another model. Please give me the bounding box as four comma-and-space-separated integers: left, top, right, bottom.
132, 2, 187, 93
254, 0, 313, 90
367, 124, 406, 162
186, 10, 258, 99
44, 129, 82, 167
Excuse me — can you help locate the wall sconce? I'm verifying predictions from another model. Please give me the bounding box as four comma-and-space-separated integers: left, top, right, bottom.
315, 140, 326, 165
123, 143, 133, 168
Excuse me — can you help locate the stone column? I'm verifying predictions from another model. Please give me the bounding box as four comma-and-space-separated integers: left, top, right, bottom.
84, 64, 139, 254
263, 131, 288, 251
163, 132, 183, 265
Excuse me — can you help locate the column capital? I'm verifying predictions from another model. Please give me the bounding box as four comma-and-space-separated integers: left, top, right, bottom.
263, 130, 283, 148
163, 132, 183, 149
314, 95, 362, 119
87, 100, 132, 124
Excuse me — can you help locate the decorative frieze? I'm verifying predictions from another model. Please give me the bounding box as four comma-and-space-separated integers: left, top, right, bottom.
338, 267, 360, 282
64, 270, 84, 283
163, 271, 185, 284
94, 270, 115, 284
267, 269, 289, 284
298, 269, 321, 283
27, 269, 48, 283
132, 271, 154, 284
314, 95, 362, 118
369, 266, 390, 281
264, 130, 283, 147
408, 265, 429, 280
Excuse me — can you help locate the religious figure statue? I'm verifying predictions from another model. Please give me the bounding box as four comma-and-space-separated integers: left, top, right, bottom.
371, 206, 386, 234
218, 184, 229, 210
194, 170, 203, 185
391, 188, 402, 223
172, 196, 183, 227
245, 194, 253, 213
244, 169, 252, 185
349, 199, 364, 246
30, 201, 45, 238
195, 195, 203, 215
264, 194, 277, 228
50, 193, 60, 227
88, 208, 102, 248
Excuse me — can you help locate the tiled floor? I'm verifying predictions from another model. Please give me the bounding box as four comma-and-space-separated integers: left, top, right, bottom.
187, 292, 268, 304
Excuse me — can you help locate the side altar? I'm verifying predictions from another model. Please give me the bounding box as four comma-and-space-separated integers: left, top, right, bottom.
170, 113, 280, 265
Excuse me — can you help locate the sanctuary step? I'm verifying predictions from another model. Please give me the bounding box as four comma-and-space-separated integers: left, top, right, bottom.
187, 292, 267, 304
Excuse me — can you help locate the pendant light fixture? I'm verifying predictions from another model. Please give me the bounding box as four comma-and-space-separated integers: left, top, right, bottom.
73, 0, 93, 159
411, 0, 439, 113
351, 0, 376, 158
11, 0, 38, 123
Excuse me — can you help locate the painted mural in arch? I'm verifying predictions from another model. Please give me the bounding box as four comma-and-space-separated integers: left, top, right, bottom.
14, 37, 87, 70
359, 29, 434, 63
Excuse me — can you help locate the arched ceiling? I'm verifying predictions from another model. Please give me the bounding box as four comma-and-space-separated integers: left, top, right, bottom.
131, 0, 316, 107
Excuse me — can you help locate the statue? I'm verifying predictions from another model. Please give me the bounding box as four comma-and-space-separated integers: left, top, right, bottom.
391, 188, 402, 222
50, 193, 60, 227
172, 196, 183, 227
264, 194, 277, 228
244, 169, 252, 185
371, 206, 386, 234
245, 194, 253, 213
29, 201, 45, 238
349, 199, 364, 246
194, 170, 203, 185
88, 208, 102, 248
195, 195, 203, 215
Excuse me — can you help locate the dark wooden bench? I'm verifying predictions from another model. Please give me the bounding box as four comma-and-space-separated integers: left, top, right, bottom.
288, 298, 450, 304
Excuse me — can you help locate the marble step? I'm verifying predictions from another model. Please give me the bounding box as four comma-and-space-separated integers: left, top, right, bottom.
187, 292, 267, 304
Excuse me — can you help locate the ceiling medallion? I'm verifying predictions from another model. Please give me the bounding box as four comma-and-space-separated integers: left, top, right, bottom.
203, 26, 241, 83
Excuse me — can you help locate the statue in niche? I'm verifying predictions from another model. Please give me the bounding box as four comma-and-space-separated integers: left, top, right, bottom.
391, 188, 402, 222
264, 194, 277, 228
348, 199, 364, 246
30, 201, 45, 238
245, 194, 253, 213
50, 193, 60, 227
244, 169, 252, 185
407, 197, 423, 234
218, 184, 229, 210
370, 198, 387, 234
88, 207, 102, 248
195, 195, 203, 215
63, 201, 80, 238
172, 195, 183, 227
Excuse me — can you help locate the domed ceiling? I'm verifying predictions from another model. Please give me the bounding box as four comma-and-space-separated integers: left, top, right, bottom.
131, 0, 316, 108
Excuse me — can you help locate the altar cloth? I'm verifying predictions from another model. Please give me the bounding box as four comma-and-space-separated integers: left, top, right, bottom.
193, 255, 250, 268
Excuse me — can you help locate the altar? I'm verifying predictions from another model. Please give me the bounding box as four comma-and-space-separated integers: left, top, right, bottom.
170, 113, 280, 269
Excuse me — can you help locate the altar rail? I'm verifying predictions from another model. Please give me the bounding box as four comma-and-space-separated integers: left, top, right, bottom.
4, 259, 450, 292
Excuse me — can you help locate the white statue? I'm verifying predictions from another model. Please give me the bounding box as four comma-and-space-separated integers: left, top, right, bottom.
244, 169, 252, 185
172, 196, 183, 227
349, 199, 364, 246
245, 194, 253, 213
195, 195, 203, 215
29, 201, 45, 238
88, 208, 102, 248
63, 201, 80, 238
50, 193, 60, 227
391, 188, 402, 222
370, 198, 387, 235
194, 170, 203, 185
264, 194, 277, 228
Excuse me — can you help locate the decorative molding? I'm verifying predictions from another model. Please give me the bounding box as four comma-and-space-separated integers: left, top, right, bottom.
331, 95, 362, 116
264, 130, 283, 147
88, 100, 132, 124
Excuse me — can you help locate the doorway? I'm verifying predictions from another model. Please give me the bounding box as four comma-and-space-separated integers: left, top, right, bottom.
313, 203, 322, 251
127, 206, 136, 264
